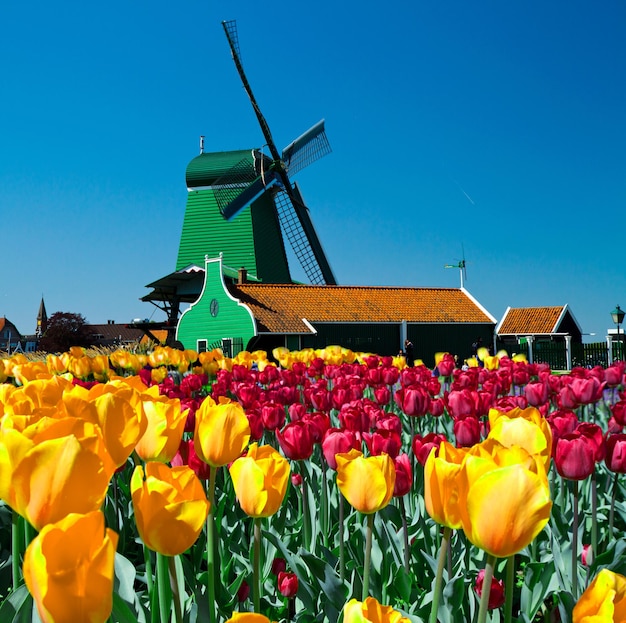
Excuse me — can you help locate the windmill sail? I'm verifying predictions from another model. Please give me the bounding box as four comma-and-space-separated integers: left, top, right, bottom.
282, 120, 331, 176
273, 182, 336, 285
221, 19, 336, 285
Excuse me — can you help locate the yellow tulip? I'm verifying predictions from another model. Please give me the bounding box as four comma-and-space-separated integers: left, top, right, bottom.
23, 510, 118, 623
5, 419, 113, 530
483, 354, 500, 370
229, 443, 290, 518
335, 449, 395, 514
134, 387, 188, 462
194, 397, 250, 468
109, 349, 142, 375
67, 356, 92, 380
46, 354, 67, 374
151, 366, 168, 384
459, 454, 552, 558
573, 568, 626, 622
343, 597, 411, 623
424, 441, 467, 529
226, 614, 276, 623
131, 462, 209, 556
90, 354, 110, 382
13, 361, 51, 384
487, 408, 552, 470
91, 390, 147, 468
272, 346, 292, 368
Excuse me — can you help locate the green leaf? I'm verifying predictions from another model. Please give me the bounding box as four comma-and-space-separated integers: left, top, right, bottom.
519, 561, 559, 623
114, 552, 138, 605
0, 585, 33, 623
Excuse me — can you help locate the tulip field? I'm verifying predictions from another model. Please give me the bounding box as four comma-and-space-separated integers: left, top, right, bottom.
1, 344, 626, 623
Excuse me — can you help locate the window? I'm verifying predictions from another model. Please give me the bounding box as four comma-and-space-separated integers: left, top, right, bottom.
197, 339, 208, 353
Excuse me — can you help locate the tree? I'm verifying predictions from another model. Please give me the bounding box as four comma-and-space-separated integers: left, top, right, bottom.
38, 311, 93, 353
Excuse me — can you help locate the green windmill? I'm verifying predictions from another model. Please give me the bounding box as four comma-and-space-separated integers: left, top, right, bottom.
177, 20, 336, 284
143, 21, 337, 336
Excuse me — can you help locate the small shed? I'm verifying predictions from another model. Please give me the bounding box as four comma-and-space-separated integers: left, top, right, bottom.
495, 305, 583, 353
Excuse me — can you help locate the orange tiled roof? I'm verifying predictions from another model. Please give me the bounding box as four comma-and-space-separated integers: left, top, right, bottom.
231, 284, 494, 333
497, 306, 565, 335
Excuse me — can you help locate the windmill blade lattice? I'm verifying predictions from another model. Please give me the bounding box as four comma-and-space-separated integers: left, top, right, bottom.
282, 120, 331, 176
273, 185, 335, 285
211, 156, 259, 217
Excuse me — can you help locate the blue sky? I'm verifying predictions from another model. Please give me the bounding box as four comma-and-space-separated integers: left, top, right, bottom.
2, 0, 626, 343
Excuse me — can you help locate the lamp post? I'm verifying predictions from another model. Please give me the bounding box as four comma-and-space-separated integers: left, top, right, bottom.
611, 305, 625, 361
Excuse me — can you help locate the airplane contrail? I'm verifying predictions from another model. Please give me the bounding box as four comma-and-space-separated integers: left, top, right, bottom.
454, 180, 475, 205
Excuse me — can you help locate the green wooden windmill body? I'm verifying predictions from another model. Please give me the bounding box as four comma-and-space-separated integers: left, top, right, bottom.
176, 150, 292, 283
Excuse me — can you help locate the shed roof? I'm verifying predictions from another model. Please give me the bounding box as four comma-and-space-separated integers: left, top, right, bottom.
229, 284, 496, 334
496, 306, 577, 336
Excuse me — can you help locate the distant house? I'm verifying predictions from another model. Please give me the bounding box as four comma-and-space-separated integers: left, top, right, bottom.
495, 305, 583, 362
85, 321, 146, 348
0, 317, 23, 353
172, 256, 497, 367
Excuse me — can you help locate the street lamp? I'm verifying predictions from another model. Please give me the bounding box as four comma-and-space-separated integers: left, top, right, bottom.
611, 305, 625, 360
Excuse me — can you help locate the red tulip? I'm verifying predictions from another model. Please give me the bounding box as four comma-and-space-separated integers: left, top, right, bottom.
430, 397, 445, 417
171, 438, 211, 480
438, 354, 456, 377
394, 385, 430, 417
578, 422, 605, 462
393, 453, 412, 497
474, 569, 505, 609
512, 364, 530, 386
571, 376, 605, 405
261, 402, 286, 431
288, 403, 307, 422
605, 434, 626, 473
557, 384, 578, 410
447, 389, 477, 418
373, 386, 391, 406
612, 399, 626, 426
524, 380, 549, 407
271, 557, 287, 575
454, 416, 482, 447
321, 428, 360, 470
246, 408, 265, 441
277, 572, 299, 598
276, 421, 314, 460
338, 401, 371, 432
237, 581, 250, 602
554, 431, 596, 480
302, 411, 330, 443
363, 429, 402, 459
605, 364, 624, 388
412, 433, 447, 466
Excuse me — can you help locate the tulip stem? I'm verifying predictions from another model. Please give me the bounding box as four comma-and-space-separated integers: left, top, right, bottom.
206, 466, 217, 623
571, 479, 579, 599
11, 510, 21, 589
429, 526, 451, 623
477, 554, 497, 623
504, 555, 515, 623
591, 470, 598, 560
168, 556, 183, 623
609, 471, 618, 536
143, 543, 154, 595
321, 463, 329, 549
253, 518, 262, 612
399, 496, 410, 574
362, 513, 374, 601
301, 464, 312, 551
339, 494, 345, 583
157, 553, 173, 623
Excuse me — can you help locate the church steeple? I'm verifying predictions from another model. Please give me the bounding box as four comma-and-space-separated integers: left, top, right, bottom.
36, 297, 47, 337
